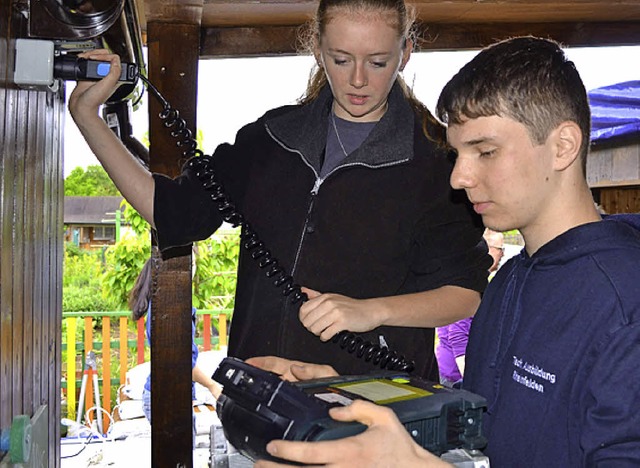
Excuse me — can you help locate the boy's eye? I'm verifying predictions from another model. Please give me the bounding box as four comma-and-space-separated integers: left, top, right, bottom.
479, 149, 497, 158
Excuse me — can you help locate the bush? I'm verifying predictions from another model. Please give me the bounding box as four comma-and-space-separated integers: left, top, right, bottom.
193, 229, 239, 310
63, 244, 117, 311
101, 233, 151, 310
63, 286, 117, 312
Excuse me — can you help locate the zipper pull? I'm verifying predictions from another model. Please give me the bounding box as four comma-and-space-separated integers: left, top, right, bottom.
311, 178, 323, 195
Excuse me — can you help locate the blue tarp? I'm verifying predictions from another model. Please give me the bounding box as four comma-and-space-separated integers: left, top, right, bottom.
589, 80, 640, 143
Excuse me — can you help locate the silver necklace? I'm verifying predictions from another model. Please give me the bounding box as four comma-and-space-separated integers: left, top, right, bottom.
331, 112, 349, 157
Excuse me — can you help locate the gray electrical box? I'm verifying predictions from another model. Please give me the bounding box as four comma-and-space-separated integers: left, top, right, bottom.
14, 39, 58, 91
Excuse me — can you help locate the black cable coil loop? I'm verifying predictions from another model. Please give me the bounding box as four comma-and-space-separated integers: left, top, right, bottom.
331, 332, 414, 372
142, 75, 415, 373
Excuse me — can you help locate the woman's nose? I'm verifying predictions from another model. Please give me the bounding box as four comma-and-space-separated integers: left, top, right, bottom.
350, 63, 368, 88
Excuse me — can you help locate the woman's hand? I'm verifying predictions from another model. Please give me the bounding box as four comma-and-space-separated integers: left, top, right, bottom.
246, 356, 338, 382
298, 287, 384, 341
68, 49, 123, 121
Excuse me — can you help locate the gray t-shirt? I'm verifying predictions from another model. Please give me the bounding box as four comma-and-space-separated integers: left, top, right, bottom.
321, 113, 376, 177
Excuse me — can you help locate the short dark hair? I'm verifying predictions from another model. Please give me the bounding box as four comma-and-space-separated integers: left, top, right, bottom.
436, 36, 591, 173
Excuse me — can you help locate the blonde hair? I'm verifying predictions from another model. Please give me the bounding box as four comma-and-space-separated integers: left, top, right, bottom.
297, 0, 445, 144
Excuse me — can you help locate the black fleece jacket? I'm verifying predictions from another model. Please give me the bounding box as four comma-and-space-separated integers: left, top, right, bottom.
153, 83, 490, 379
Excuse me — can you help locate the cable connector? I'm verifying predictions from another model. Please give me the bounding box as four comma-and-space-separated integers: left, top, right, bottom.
54, 55, 138, 84
13, 38, 138, 92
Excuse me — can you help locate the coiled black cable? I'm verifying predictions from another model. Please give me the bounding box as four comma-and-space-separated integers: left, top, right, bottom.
139, 74, 415, 373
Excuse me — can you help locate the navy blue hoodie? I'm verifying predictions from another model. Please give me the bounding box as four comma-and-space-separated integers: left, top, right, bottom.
464, 214, 640, 467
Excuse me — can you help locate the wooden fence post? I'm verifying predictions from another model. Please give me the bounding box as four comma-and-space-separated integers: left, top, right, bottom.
119, 316, 128, 385
102, 317, 111, 433
83, 317, 94, 412
66, 317, 77, 420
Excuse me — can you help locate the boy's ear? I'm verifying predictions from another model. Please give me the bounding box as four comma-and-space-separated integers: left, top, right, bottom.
553, 121, 582, 171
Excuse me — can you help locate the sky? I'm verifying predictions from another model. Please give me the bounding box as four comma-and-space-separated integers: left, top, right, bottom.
63, 45, 640, 178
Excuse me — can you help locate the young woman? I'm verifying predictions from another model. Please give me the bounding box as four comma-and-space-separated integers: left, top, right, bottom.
68, 0, 490, 379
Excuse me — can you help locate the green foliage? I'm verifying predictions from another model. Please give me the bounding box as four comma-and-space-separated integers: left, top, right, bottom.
64, 241, 84, 258
502, 229, 524, 245
102, 234, 151, 310
63, 243, 101, 288
195, 128, 207, 153
64, 165, 120, 196
193, 229, 240, 310
63, 244, 117, 311
121, 200, 149, 237
63, 194, 239, 313
63, 286, 117, 312
100, 202, 151, 309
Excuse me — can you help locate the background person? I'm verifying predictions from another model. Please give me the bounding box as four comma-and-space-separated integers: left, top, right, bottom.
435, 228, 504, 387
68, 0, 490, 379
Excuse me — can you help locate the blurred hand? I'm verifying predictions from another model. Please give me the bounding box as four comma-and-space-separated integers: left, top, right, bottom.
246, 355, 338, 382
207, 381, 222, 399
299, 287, 381, 341
253, 400, 450, 467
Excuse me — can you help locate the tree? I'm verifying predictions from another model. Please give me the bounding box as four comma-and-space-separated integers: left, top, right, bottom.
64, 165, 120, 196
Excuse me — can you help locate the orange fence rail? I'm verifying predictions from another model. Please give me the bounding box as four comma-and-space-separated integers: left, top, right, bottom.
61, 309, 231, 432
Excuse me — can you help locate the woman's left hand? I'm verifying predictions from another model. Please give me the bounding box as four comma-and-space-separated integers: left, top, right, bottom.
298, 287, 383, 341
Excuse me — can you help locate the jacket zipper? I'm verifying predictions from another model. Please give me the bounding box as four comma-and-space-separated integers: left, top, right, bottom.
266, 125, 411, 353
267, 124, 412, 276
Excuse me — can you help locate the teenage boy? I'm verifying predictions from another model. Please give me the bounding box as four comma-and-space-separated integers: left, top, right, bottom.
250, 36, 640, 467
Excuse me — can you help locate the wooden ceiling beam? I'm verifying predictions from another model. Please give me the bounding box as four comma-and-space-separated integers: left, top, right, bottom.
144, 0, 203, 25
200, 26, 300, 58
200, 21, 640, 58
195, 1, 640, 28
415, 21, 640, 50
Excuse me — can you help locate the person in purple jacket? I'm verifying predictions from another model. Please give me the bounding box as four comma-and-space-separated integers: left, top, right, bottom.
436, 229, 504, 387
249, 36, 640, 468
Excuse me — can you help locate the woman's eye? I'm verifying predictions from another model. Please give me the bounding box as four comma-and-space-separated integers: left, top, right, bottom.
371, 61, 387, 68
333, 58, 348, 66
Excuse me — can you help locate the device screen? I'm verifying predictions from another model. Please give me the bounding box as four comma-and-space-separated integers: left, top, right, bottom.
311, 378, 433, 406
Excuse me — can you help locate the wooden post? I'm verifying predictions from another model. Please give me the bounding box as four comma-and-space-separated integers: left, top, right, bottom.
102, 316, 111, 432
147, 10, 201, 465
149, 247, 194, 466
218, 313, 227, 349
119, 316, 128, 385
137, 318, 146, 365
84, 317, 94, 412
203, 313, 211, 351
66, 317, 77, 420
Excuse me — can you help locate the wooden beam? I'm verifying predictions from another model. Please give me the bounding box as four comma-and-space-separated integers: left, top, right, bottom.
200, 26, 300, 58
148, 22, 200, 174
144, 0, 203, 25
197, 1, 640, 28
590, 180, 640, 188
147, 19, 200, 468
148, 247, 194, 468
415, 21, 640, 50
200, 21, 640, 58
